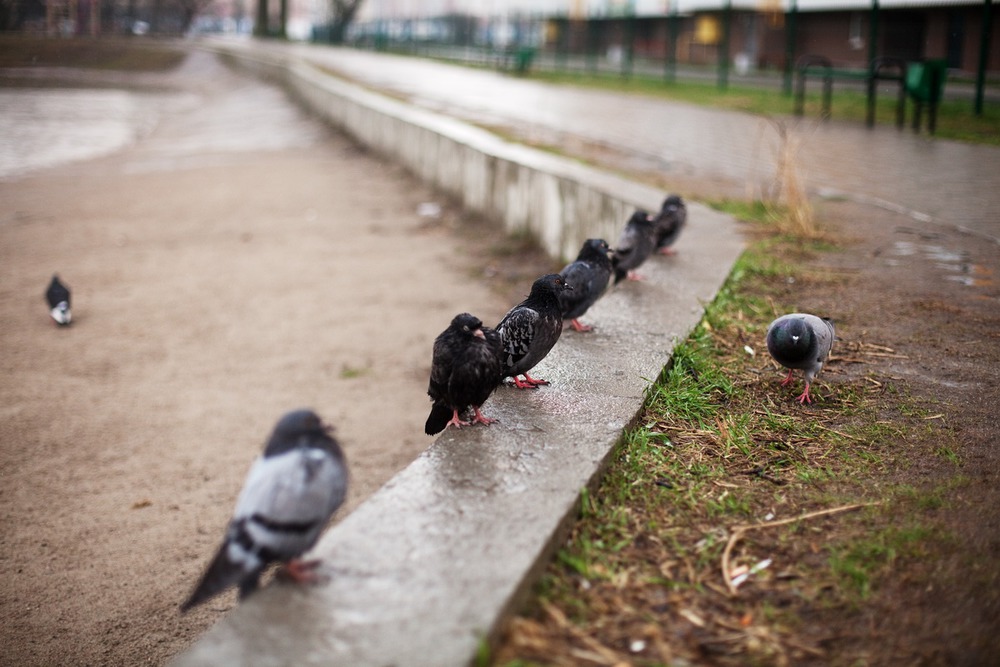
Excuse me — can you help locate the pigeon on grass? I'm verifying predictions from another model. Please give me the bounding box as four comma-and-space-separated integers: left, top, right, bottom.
180, 409, 347, 612
765, 313, 835, 404
653, 195, 687, 255
45, 275, 72, 326
612, 210, 656, 283
425, 313, 503, 435
497, 273, 571, 389
558, 239, 612, 333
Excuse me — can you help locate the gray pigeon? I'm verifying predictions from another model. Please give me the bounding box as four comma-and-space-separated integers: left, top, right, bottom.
45, 274, 71, 326
612, 210, 656, 283
765, 313, 836, 404
653, 195, 687, 255
558, 239, 612, 332
181, 409, 347, 612
425, 313, 503, 434
496, 273, 572, 389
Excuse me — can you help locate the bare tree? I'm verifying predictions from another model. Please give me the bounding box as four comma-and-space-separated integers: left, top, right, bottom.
327, 0, 363, 43
173, 0, 213, 33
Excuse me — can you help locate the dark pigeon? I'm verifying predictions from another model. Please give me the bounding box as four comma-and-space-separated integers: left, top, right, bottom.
612, 210, 656, 283
766, 313, 836, 404
496, 273, 571, 389
45, 274, 71, 326
425, 313, 503, 435
653, 195, 687, 255
181, 409, 347, 612
558, 238, 612, 333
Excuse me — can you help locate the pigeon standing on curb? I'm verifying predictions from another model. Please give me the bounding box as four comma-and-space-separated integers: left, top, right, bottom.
612, 210, 656, 283
766, 313, 836, 404
180, 409, 348, 612
653, 195, 687, 255
425, 313, 503, 435
45, 275, 72, 326
497, 273, 572, 389
559, 238, 613, 333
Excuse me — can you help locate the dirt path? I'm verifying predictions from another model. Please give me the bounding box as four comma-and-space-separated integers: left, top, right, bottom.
0, 51, 524, 666
800, 198, 1000, 663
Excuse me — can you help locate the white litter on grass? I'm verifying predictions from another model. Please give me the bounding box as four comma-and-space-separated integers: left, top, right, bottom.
731, 558, 773, 589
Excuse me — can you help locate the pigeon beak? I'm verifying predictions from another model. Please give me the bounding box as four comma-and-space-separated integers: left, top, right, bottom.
473, 329, 486, 340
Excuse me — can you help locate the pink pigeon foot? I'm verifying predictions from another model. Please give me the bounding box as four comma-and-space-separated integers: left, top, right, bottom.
279, 558, 323, 584
445, 409, 472, 429
471, 407, 497, 426
570, 318, 593, 333
512, 373, 549, 389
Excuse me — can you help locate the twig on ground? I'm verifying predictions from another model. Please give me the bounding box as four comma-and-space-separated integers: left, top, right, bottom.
721, 502, 880, 596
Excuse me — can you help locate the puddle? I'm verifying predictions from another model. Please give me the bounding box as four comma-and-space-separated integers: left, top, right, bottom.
889, 239, 994, 287
0, 88, 160, 180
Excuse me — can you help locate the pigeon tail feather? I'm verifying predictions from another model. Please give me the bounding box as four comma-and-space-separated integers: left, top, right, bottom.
425, 402, 456, 435
180, 541, 256, 612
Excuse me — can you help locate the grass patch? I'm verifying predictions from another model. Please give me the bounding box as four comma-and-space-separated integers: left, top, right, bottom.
525, 69, 1000, 147
494, 228, 959, 666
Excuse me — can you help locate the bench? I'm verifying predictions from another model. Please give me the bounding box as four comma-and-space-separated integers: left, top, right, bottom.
794, 54, 908, 129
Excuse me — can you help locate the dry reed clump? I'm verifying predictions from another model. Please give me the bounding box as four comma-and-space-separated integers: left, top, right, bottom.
752, 117, 821, 239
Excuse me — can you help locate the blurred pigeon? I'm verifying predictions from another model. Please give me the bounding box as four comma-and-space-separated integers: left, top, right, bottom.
653, 195, 687, 255
612, 210, 656, 283
425, 313, 503, 435
45, 274, 71, 326
766, 314, 836, 404
559, 238, 612, 332
497, 273, 571, 389
181, 409, 347, 612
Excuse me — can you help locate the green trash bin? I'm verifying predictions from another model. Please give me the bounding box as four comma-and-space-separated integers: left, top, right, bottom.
905, 59, 947, 133
514, 46, 536, 74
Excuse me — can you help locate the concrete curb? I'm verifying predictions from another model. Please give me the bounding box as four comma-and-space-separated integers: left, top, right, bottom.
172, 42, 745, 666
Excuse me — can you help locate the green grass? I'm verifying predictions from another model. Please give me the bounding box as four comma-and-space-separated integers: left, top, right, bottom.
828, 523, 938, 600
525, 68, 1000, 146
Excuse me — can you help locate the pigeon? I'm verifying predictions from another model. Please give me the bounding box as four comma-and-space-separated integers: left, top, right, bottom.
558, 238, 612, 332
653, 195, 687, 255
45, 274, 71, 326
612, 209, 656, 283
425, 313, 503, 435
765, 313, 836, 404
496, 273, 572, 389
180, 409, 348, 612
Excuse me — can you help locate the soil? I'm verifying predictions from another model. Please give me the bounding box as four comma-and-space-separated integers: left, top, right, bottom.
785, 198, 1000, 664
0, 52, 553, 666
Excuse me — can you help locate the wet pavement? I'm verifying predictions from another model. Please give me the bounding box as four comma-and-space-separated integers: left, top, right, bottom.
216, 38, 1000, 245
0, 49, 327, 181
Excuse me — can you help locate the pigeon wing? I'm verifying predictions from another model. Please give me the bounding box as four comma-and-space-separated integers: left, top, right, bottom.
497, 306, 539, 376
233, 447, 347, 559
